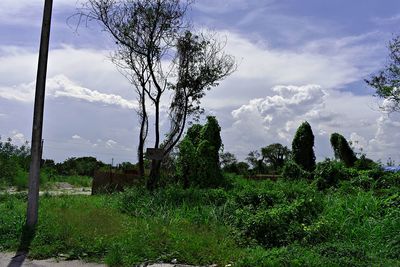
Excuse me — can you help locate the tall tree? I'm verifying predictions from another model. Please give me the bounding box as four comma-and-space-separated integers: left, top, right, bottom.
220, 152, 237, 168
261, 143, 290, 171
366, 35, 400, 112
330, 133, 357, 167
291, 121, 316, 172
246, 150, 263, 172
82, 0, 235, 189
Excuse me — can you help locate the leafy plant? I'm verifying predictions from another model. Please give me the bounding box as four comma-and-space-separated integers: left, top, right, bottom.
315, 159, 348, 190
282, 160, 310, 180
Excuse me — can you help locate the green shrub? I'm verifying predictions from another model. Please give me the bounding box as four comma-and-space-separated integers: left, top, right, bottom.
330, 133, 357, 167
315, 159, 348, 190
354, 154, 378, 170
282, 160, 310, 180
176, 116, 224, 188
228, 179, 323, 248
291, 121, 316, 172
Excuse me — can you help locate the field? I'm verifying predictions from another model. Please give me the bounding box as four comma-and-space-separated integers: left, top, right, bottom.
1, 173, 399, 266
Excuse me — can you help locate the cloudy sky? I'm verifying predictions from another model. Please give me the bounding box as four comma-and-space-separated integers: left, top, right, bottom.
1, 0, 400, 164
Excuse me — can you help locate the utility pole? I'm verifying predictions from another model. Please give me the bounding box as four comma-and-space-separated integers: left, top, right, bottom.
26, 0, 53, 229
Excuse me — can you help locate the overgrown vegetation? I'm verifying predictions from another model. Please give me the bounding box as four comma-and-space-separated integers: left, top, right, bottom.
1, 169, 399, 266
177, 116, 224, 188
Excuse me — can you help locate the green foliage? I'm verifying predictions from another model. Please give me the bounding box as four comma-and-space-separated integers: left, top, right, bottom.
55, 157, 105, 176
0, 137, 30, 185
282, 160, 310, 180
236, 162, 250, 176
261, 143, 290, 171
220, 152, 238, 173
185, 123, 203, 147
330, 133, 357, 167
315, 159, 349, 190
354, 154, 378, 170
177, 116, 224, 188
176, 137, 197, 188
229, 179, 323, 248
366, 35, 400, 112
292, 121, 316, 172
246, 150, 266, 174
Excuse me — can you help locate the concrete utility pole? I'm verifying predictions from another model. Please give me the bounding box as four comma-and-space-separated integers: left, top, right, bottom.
26, 0, 53, 229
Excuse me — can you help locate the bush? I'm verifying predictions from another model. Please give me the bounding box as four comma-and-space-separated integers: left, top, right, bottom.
291, 121, 316, 172
176, 116, 224, 188
229, 179, 323, 248
330, 133, 357, 167
282, 160, 310, 180
315, 159, 348, 190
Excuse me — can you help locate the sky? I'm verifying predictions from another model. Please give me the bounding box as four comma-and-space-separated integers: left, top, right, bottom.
0, 0, 400, 165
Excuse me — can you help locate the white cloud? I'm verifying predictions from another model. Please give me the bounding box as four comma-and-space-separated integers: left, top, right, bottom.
368, 113, 400, 162
0, 74, 137, 109
228, 84, 330, 147
202, 31, 384, 111
105, 139, 117, 148
194, 0, 276, 14
372, 13, 400, 25
0, 0, 80, 25
10, 130, 27, 145
224, 31, 381, 87
72, 134, 81, 139
224, 84, 400, 163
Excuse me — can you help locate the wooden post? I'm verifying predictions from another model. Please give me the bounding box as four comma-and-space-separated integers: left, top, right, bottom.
26, 0, 53, 229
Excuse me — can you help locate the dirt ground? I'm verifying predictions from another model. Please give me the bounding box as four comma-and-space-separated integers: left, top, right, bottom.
0, 252, 200, 267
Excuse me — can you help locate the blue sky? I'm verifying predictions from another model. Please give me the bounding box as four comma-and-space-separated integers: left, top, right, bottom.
0, 0, 400, 164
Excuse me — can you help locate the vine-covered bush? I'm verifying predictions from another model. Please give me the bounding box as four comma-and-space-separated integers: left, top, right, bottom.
330, 133, 357, 167
177, 116, 224, 188
315, 159, 348, 190
229, 180, 323, 248
282, 160, 310, 180
291, 121, 316, 172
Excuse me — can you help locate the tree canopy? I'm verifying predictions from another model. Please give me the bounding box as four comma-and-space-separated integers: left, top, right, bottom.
261, 143, 290, 171
366, 35, 400, 112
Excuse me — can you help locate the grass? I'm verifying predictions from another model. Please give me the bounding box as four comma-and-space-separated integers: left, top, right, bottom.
0, 174, 399, 266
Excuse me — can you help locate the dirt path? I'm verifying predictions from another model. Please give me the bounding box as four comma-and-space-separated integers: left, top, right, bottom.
0, 252, 106, 267
1, 185, 92, 196
0, 252, 199, 267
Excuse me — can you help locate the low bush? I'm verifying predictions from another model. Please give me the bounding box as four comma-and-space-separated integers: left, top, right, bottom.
228, 179, 323, 248
314, 159, 348, 190
282, 160, 310, 180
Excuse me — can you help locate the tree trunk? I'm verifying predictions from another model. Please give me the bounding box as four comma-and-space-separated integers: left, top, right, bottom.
147, 159, 161, 190
137, 140, 145, 178
137, 89, 147, 178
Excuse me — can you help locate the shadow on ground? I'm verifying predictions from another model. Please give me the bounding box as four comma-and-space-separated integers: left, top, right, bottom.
7, 224, 35, 267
